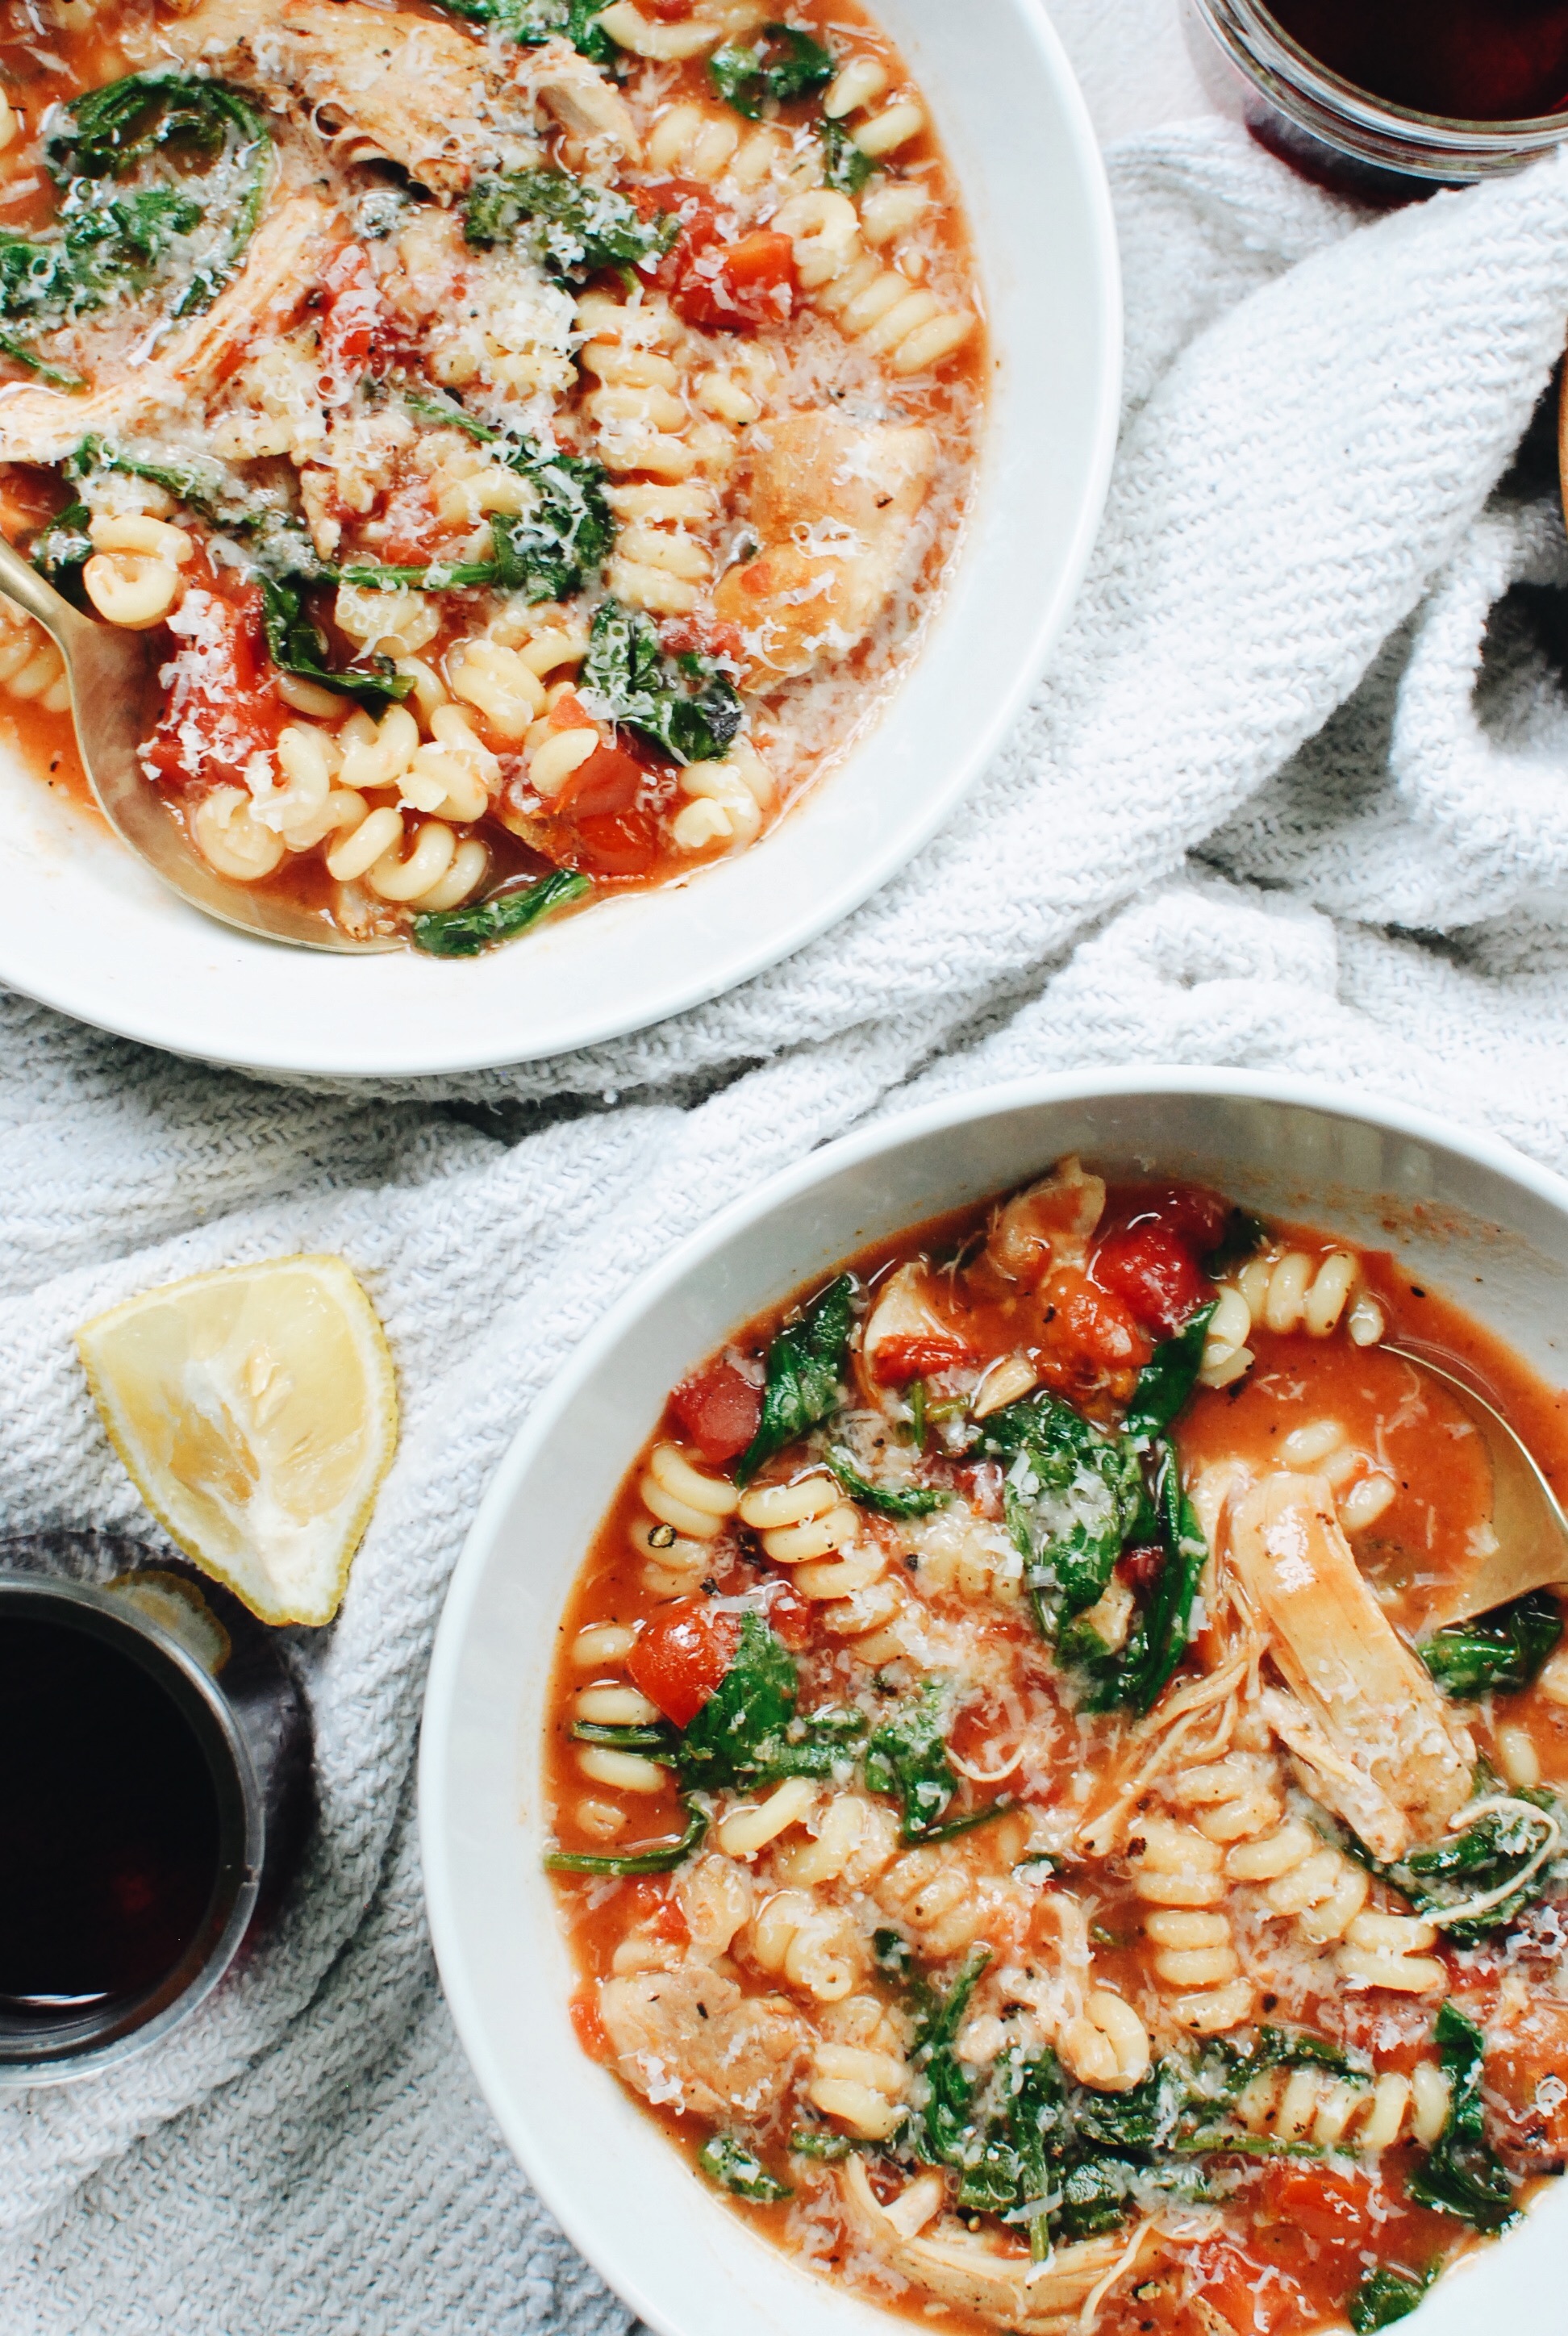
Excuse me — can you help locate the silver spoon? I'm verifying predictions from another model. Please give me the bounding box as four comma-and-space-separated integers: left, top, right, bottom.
0, 534, 395, 953
1382, 1342, 1568, 1629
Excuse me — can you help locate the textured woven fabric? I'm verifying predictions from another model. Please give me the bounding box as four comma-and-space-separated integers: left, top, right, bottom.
5, 104, 1568, 2336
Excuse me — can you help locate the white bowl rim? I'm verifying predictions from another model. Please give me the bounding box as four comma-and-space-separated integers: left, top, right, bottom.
0, 0, 1122, 1082
419, 1062, 1568, 2334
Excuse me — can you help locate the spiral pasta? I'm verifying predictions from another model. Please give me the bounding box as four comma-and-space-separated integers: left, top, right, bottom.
0, 599, 70, 715
774, 190, 973, 377
1237, 2059, 1450, 2151
1171, 1752, 1370, 1945
737, 1472, 886, 1601
807, 2037, 908, 2139
747, 1887, 865, 2000
1057, 1988, 1152, 2094
1128, 1814, 1255, 2033
1338, 1910, 1447, 1995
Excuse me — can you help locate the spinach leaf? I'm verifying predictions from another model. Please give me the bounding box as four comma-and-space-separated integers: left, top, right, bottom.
1348, 2267, 1435, 2334
582, 599, 743, 765
697, 2134, 792, 2201
0, 330, 82, 389
674, 1612, 798, 1789
1420, 1591, 1562, 1701
569, 1719, 677, 1754
1074, 2059, 1191, 2152
865, 1679, 957, 1840
31, 498, 93, 584
1388, 1791, 1562, 1944
977, 1392, 1143, 1635
1083, 1441, 1208, 1714
338, 440, 611, 602
48, 75, 271, 318
1405, 2000, 1517, 2232
819, 116, 874, 194
1122, 1302, 1216, 1442
826, 1447, 946, 1518
411, 870, 593, 958
788, 2128, 860, 2161
708, 24, 835, 119
1211, 2026, 1368, 2093
465, 168, 677, 280
69, 434, 323, 577
1203, 1208, 1270, 1279
396, 0, 616, 60
257, 576, 414, 714
735, 1272, 855, 1486
907, 1945, 991, 2166
1057, 2152, 1139, 2242
953, 2044, 1064, 2241
544, 1794, 706, 1875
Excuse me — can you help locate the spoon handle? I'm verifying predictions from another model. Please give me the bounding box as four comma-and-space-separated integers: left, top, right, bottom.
0, 526, 89, 645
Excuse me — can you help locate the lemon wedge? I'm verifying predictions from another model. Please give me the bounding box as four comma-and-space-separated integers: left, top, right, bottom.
77, 1254, 398, 1627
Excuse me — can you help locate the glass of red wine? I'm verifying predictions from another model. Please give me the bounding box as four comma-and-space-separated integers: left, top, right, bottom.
1187, 0, 1568, 194
0, 1558, 309, 2083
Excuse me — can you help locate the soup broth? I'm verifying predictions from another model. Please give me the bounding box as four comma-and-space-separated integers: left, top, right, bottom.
543, 1162, 1568, 2336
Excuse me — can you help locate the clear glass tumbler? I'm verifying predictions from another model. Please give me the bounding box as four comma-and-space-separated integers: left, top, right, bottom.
1186, 0, 1568, 197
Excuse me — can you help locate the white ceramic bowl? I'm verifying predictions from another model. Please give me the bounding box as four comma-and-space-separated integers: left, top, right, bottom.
0, 0, 1120, 1079
421, 1069, 1568, 2336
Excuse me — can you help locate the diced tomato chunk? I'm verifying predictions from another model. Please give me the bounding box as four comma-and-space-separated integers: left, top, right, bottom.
569, 808, 661, 878
142, 579, 285, 787
669, 1359, 762, 1466
1036, 1266, 1151, 1381
674, 228, 797, 332
1195, 2242, 1307, 2335
871, 1333, 977, 1387
765, 1581, 814, 1650
1116, 1542, 1165, 1593
1260, 2163, 1371, 2246
627, 1600, 740, 1728
558, 742, 646, 821
1092, 1222, 1208, 1338
636, 181, 796, 331
1121, 1183, 1232, 1254
547, 690, 599, 734
569, 1987, 612, 2061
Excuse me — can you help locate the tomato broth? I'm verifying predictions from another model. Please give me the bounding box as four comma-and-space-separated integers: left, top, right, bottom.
544, 1162, 1568, 2336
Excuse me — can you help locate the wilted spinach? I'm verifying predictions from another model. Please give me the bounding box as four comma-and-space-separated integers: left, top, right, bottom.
735, 1272, 855, 1485
582, 599, 744, 765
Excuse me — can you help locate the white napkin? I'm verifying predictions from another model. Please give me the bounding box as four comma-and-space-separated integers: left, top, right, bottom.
5, 112, 1568, 2335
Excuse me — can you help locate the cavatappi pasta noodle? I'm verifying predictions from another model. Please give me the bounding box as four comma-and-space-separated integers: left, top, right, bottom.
0, 0, 981, 952
544, 1162, 1568, 2336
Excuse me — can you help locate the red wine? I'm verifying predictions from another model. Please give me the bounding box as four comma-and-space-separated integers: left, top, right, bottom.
0, 1616, 221, 2017
1266, 0, 1568, 119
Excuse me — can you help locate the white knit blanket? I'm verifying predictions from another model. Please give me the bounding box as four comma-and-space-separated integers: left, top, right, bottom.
6, 104, 1568, 2336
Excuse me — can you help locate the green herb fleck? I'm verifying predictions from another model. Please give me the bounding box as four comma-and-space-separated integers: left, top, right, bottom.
411, 870, 592, 958
708, 23, 834, 119
697, 2133, 792, 2201
1420, 1591, 1562, 1702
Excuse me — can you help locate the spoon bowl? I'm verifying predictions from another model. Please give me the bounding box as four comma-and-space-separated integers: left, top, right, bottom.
0, 534, 394, 954
1384, 1341, 1568, 1628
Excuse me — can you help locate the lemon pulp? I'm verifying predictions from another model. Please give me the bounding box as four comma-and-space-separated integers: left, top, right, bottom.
77, 1254, 398, 1626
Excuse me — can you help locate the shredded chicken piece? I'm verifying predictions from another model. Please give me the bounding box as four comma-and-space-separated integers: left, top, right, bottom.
140, 0, 539, 196
523, 37, 640, 161
987, 1157, 1106, 1287
1231, 1471, 1474, 1854
598, 1962, 809, 2121
0, 193, 336, 464
839, 2157, 1157, 2333
715, 414, 934, 684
